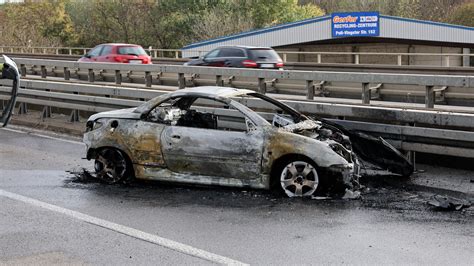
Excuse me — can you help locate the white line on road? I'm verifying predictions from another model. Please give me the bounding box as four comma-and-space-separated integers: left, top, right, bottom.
0, 189, 247, 265
1, 127, 84, 145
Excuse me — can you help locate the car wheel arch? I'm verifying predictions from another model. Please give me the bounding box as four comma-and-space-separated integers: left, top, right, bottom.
87, 146, 133, 166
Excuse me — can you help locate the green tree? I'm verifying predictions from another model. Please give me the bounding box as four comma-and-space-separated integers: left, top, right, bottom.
191, 0, 324, 43
450, 2, 474, 26
0, 0, 76, 46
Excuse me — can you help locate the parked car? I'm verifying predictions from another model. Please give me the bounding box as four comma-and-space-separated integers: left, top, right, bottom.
78, 43, 152, 64
83, 87, 413, 197
184, 46, 284, 69
0, 55, 20, 127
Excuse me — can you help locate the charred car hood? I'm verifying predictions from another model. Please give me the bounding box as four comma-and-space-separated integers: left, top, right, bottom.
88, 108, 141, 121
285, 118, 414, 177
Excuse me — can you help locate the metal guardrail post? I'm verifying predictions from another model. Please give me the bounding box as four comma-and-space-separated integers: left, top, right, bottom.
20, 64, 26, 77
69, 92, 80, 122
216, 75, 223, 86
69, 49, 72, 55
444, 55, 450, 67
355, 54, 360, 65
18, 102, 28, 114
282, 54, 287, 62
362, 82, 370, 104
88, 69, 95, 82
317, 54, 321, 64
41, 89, 52, 120
175, 51, 179, 59
41, 66, 47, 78
258, 78, 266, 94
306, 80, 314, 100
64, 67, 70, 80
425, 85, 435, 108
115, 70, 122, 85
178, 73, 185, 89
397, 55, 402, 66
145, 71, 152, 87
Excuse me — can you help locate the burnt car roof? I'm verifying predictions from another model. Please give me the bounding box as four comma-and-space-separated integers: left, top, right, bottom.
134, 87, 255, 114
168, 86, 254, 98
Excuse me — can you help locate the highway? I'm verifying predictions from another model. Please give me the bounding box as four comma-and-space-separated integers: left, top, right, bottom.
1, 127, 472, 264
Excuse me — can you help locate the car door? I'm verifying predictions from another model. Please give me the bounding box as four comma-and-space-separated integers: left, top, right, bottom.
202, 49, 224, 66
83, 45, 103, 62
217, 47, 245, 67
96, 45, 114, 62
161, 126, 264, 180
160, 97, 264, 180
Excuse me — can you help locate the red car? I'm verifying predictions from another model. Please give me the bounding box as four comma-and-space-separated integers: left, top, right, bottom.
78, 43, 152, 64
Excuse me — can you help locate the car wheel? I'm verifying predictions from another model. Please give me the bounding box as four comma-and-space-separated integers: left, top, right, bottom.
94, 148, 131, 184
279, 160, 319, 197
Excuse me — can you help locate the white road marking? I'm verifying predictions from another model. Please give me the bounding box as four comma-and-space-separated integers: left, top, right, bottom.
0, 189, 247, 265
1, 127, 84, 145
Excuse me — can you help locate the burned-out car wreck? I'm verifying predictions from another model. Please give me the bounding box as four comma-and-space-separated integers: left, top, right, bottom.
84, 86, 413, 197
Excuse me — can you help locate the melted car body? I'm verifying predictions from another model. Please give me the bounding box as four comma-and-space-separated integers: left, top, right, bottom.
83, 86, 413, 197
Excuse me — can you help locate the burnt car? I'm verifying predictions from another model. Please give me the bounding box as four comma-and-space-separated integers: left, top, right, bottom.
83, 87, 413, 197
184, 46, 284, 69
0, 55, 20, 127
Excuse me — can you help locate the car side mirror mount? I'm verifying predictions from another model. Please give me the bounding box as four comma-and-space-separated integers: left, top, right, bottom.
245, 118, 257, 133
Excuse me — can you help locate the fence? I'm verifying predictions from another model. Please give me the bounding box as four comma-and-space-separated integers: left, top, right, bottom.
1, 46, 472, 67
1, 77, 474, 159
9, 58, 474, 108
1, 58, 474, 158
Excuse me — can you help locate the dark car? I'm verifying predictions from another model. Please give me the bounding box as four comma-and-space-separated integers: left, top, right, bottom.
184, 46, 284, 69
78, 43, 152, 64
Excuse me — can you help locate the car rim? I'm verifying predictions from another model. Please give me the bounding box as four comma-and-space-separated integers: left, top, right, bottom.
94, 149, 127, 184
280, 161, 318, 197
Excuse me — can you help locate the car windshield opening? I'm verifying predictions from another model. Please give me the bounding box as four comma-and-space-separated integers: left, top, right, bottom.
233, 93, 305, 128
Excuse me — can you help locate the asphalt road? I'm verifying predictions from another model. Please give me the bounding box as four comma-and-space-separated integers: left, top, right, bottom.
0, 127, 473, 265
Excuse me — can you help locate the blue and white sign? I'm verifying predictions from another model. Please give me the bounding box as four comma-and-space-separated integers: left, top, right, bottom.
332, 12, 380, 38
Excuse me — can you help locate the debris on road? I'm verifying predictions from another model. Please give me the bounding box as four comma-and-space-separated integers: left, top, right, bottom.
342, 188, 362, 200
427, 195, 471, 211
311, 196, 332, 200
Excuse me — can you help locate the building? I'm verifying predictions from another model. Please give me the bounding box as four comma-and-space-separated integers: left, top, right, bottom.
182, 13, 474, 67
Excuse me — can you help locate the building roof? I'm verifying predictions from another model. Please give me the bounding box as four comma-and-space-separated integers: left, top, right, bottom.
182, 14, 474, 56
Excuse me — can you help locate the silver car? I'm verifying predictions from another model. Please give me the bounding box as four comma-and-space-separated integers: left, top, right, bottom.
83, 87, 413, 197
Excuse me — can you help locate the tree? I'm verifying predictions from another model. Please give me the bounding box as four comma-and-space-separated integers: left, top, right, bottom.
0, 0, 76, 46
450, 2, 474, 26
191, 0, 325, 43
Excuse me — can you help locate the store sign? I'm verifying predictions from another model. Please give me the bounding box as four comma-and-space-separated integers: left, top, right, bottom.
332, 12, 380, 37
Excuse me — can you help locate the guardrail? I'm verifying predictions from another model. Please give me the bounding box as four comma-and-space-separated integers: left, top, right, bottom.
9, 58, 474, 109
1, 46, 472, 67
1, 77, 474, 159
